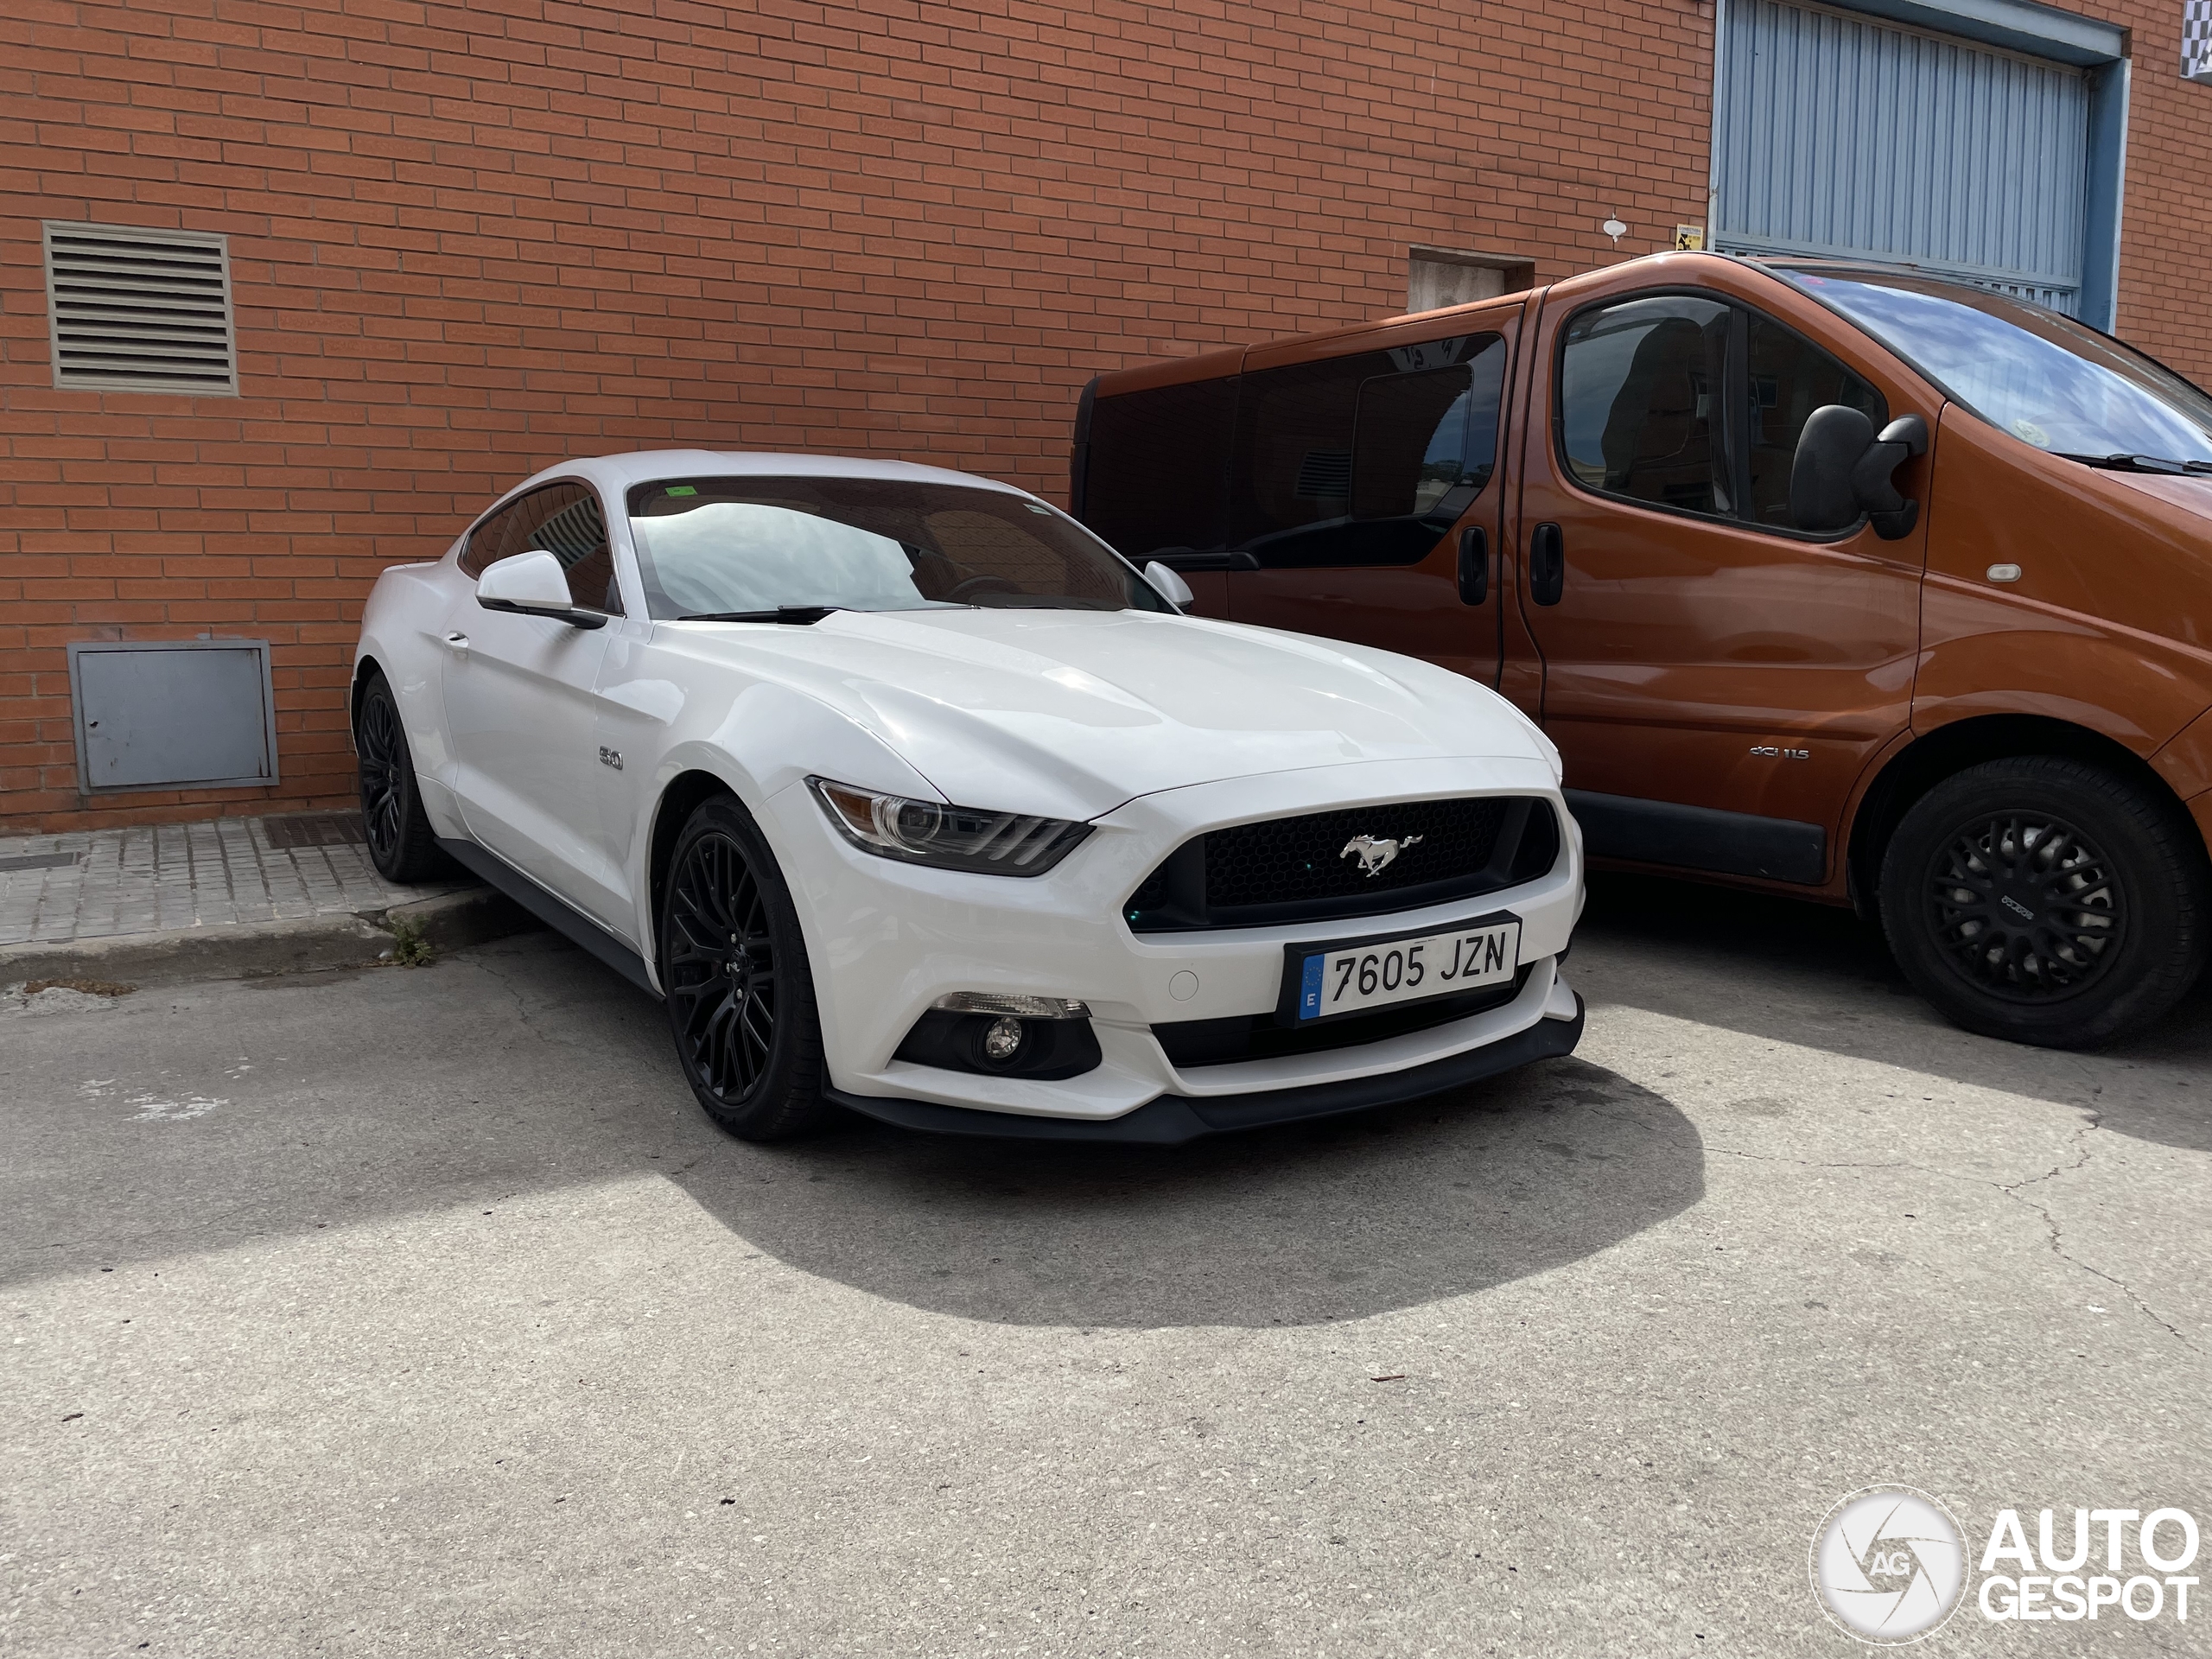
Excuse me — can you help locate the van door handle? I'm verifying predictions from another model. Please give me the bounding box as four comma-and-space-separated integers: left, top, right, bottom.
1529, 523, 1565, 606
1457, 527, 1488, 605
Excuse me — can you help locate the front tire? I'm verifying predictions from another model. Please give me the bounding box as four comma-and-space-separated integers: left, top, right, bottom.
1878, 756, 2209, 1048
354, 671, 453, 884
659, 795, 830, 1141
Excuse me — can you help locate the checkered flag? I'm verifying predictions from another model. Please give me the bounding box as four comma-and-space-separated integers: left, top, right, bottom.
2187, 0, 2212, 83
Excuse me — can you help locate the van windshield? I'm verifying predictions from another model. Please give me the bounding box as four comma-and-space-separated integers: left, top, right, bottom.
1777, 267, 2212, 473
626, 476, 1175, 620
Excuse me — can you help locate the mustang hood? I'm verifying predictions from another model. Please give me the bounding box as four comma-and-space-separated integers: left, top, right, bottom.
677, 607, 1552, 821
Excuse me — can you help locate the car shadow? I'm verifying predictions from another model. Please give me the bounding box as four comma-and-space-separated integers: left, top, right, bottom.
1576, 871, 2212, 1155
665, 1052, 1704, 1331
3, 933, 1705, 1325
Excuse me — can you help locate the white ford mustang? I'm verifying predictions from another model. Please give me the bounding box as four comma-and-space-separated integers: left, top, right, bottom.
351, 450, 1585, 1142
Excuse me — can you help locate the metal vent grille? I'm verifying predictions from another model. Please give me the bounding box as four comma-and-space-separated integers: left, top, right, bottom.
258, 812, 367, 850
44, 222, 238, 394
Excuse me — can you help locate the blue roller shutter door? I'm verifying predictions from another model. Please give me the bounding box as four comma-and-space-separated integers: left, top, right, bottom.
1713, 0, 2089, 314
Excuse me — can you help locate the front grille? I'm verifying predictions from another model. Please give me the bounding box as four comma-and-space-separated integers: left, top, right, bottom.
1154, 969, 1530, 1067
1126, 796, 1560, 933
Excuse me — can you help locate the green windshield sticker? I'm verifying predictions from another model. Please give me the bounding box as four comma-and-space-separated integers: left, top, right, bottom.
665, 486, 697, 497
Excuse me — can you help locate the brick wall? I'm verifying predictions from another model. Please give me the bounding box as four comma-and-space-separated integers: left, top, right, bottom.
2116, 2, 2212, 359
2, 0, 2207, 832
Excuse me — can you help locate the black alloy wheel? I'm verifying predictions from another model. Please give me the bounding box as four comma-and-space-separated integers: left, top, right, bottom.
353, 671, 450, 883
1879, 755, 2209, 1049
659, 795, 828, 1141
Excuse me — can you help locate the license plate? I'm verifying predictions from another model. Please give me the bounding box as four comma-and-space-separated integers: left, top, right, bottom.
1287, 915, 1522, 1023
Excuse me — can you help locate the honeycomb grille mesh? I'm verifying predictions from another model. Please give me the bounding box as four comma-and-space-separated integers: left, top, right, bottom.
1202, 798, 1508, 911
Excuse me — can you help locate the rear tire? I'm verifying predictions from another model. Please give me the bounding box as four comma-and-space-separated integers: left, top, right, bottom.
658, 795, 831, 1141
1878, 755, 2209, 1048
354, 671, 454, 884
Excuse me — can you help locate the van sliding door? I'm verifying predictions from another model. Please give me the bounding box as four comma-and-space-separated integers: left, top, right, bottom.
1224, 325, 1516, 690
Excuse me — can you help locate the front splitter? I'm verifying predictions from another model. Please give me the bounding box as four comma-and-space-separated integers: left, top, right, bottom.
827, 996, 1585, 1144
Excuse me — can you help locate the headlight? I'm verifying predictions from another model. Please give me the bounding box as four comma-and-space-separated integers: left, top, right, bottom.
808, 778, 1091, 875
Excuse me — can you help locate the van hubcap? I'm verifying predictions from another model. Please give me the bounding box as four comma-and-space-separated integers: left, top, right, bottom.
1923, 812, 2124, 1000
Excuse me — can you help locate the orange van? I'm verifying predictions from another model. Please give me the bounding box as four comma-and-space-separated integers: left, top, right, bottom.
1071, 251, 2212, 1048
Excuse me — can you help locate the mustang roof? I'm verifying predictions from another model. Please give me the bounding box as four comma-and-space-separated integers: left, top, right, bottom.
501, 448, 1033, 504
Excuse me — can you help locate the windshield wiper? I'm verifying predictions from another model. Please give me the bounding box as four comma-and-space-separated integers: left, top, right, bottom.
2056, 452, 2212, 475
677, 606, 843, 625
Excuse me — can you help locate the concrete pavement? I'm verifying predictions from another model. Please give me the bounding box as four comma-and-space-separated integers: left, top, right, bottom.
3, 876, 2209, 1656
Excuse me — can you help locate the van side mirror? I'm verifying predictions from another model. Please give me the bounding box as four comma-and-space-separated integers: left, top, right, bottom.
1143, 559, 1195, 610
1789, 408, 1929, 540
1854, 415, 1929, 539
476, 550, 606, 629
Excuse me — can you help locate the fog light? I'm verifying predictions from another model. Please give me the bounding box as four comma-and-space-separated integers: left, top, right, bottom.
981, 1016, 1025, 1065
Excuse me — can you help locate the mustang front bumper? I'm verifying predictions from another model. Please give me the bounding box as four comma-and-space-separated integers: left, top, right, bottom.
761, 753, 1586, 1136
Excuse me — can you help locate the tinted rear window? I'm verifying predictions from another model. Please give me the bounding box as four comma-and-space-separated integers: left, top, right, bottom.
1080, 376, 1238, 560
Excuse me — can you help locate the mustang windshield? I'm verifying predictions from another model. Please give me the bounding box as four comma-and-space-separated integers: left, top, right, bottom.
1777, 267, 2212, 470
626, 475, 1175, 620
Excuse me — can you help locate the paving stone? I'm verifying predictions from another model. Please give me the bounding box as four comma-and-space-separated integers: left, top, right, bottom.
0, 814, 474, 948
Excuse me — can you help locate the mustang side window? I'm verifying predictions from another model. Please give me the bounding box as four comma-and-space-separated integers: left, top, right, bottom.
460, 483, 621, 613
459, 499, 518, 578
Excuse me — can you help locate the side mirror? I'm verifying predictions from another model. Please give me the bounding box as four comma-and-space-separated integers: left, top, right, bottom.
475, 550, 606, 629
1789, 408, 1929, 540
1143, 560, 1196, 611
1853, 415, 1929, 539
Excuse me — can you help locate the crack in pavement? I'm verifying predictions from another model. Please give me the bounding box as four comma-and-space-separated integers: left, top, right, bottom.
469, 953, 557, 1047
1586, 1094, 2196, 1351
1992, 1105, 2194, 1350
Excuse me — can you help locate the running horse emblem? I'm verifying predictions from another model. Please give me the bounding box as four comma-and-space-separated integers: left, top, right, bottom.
1339, 833, 1423, 878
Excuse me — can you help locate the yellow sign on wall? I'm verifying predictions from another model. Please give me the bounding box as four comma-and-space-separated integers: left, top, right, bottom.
1674, 225, 1706, 251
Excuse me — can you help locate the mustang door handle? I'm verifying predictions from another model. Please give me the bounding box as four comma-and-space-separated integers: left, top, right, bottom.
1529, 523, 1565, 606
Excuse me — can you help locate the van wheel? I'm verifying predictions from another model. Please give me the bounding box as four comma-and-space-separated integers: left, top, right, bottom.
659, 795, 831, 1141
1878, 756, 2209, 1048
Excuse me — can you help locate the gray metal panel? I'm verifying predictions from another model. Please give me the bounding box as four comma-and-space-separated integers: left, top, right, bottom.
68, 639, 278, 792
1827, 0, 2123, 66
1713, 0, 2090, 314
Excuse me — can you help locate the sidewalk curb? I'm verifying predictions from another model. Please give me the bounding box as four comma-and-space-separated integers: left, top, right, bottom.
0, 885, 542, 988
368, 887, 541, 954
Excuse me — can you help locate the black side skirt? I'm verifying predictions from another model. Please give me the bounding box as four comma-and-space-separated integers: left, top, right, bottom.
1565, 790, 1826, 885
827, 996, 1584, 1145
435, 836, 658, 996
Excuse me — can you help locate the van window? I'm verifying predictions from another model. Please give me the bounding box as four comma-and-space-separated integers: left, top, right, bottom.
1560, 294, 1886, 533
1081, 376, 1238, 560
1233, 334, 1505, 569
1779, 267, 2212, 467
1744, 313, 1886, 528
1560, 296, 1732, 517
